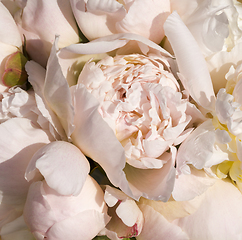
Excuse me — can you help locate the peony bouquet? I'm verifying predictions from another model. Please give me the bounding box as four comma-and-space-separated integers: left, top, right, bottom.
1, 0, 242, 239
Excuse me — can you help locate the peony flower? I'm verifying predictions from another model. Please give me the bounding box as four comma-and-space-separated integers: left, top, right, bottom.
169, 0, 242, 93
53, 32, 205, 201
0, 2, 24, 91
164, 11, 242, 203
77, 52, 198, 201
70, 0, 170, 44
16, 0, 80, 67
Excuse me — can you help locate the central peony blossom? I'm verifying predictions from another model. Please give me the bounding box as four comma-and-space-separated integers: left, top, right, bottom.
78, 53, 196, 173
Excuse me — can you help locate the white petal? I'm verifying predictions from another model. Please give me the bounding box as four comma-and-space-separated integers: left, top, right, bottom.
164, 12, 215, 110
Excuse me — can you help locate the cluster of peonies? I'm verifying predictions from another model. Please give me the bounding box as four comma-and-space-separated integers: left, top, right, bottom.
1, 0, 242, 239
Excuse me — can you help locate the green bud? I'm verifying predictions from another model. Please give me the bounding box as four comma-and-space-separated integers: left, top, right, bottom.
2, 51, 28, 87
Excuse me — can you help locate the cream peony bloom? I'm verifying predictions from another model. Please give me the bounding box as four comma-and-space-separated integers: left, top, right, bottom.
53, 31, 206, 201
169, 0, 242, 93
164, 11, 242, 203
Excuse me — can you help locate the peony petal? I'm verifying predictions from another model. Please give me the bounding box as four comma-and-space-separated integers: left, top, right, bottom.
124, 147, 176, 201
0, 117, 51, 227
70, 83, 133, 198
0, 2, 22, 48
176, 120, 216, 171
137, 204, 189, 240
71, 0, 127, 40
172, 166, 216, 201
19, 0, 79, 66
116, 0, 170, 43
164, 11, 215, 110
24, 176, 108, 238
26, 60, 67, 139
45, 210, 109, 240
25, 141, 90, 196
102, 186, 143, 239
64, 33, 172, 57
175, 179, 242, 239
44, 36, 75, 139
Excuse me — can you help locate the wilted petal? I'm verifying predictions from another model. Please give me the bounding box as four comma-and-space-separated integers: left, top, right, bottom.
164, 11, 215, 110
25, 141, 90, 196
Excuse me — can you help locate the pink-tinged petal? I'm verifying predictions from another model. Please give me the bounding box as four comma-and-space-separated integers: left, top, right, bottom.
65, 33, 172, 57
18, 0, 79, 66
44, 37, 75, 139
124, 147, 176, 201
70, 0, 125, 40
24, 176, 108, 239
0, 2, 22, 48
175, 179, 242, 239
25, 141, 90, 196
46, 210, 109, 240
172, 167, 216, 201
101, 186, 143, 239
116, 0, 170, 43
25, 60, 67, 140
137, 204, 189, 240
70, 83, 133, 198
164, 11, 215, 110
0, 117, 51, 227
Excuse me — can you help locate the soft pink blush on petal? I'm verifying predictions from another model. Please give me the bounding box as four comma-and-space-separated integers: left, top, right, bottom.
24, 176, 108, 239
70, 84, 133, 198
116, 0, 170, 43
101, 186, 144, 239
0, 117, 51, 228
25, 141, 90, 196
